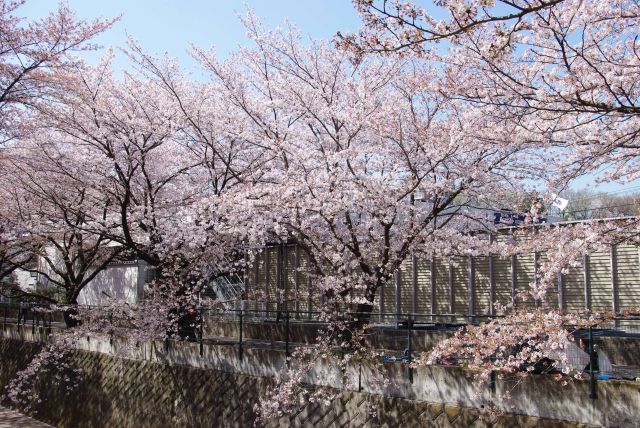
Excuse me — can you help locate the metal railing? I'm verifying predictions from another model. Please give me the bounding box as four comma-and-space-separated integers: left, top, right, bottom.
2, 301, 639, 400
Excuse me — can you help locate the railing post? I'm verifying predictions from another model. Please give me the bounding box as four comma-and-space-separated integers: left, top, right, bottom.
109, 311, 114, 346
379, 282, 385, 323
511, 254, 517, 307
199, 308, 204, 357
238, 309, 244, 362
489, 370, 496, 394
406, 316, 413, 384
589, 326, 597, 399
285, 311, 290, 368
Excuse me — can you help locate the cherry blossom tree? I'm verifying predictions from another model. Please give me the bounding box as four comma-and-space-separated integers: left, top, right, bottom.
343, 0, 640, 302
0, 187, 34, 285
0, 0, 115, 286
21, 47, 271, 334
342, 1, 564, 58
0, 134, 123, 306
346, 0, 640, 185
32, 57, 197, 278
336, 2, 640, 414
2, 2, 638, 419
197, 14, 540, 318
0, 0, 116, 144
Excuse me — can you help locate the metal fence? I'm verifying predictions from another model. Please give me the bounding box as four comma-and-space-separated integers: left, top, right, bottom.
2, 301, 638, 400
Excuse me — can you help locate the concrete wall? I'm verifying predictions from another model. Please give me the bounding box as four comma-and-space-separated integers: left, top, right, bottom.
0, 337, 605, 428
1, 325, 638, 427
11, 258, 143, 306
77, 262, 139, 305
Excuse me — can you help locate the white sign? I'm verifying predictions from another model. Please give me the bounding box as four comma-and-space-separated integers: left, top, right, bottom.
552, 195, 569, 211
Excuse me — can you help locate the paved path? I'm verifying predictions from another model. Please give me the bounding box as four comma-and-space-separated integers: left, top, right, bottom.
0, 406, 53, 428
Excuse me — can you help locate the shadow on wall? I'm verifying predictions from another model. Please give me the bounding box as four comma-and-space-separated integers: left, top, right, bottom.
77, 265, 138, 305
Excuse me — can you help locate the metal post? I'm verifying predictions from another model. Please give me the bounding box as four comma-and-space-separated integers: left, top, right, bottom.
358, 364, 363, 392
253, 251, 259, 306
277, 244, 284, 315
511, 254, 517, 307
379, 282, 385, 323
406, 316, 413, 384
589, 326, 597, 399
109, 311, 114, 346
242, 251, 249, 302
285, 311, 290, 368
238, 309, 244, 361
199, 308, 204, 357
534, 251, 540, 308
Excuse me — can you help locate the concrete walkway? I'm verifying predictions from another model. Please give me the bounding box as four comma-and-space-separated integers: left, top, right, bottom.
0, 406, 53, 428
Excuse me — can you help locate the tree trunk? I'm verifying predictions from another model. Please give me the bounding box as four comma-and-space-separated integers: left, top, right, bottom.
63, 306, 81, 328
63, 295, 81, 328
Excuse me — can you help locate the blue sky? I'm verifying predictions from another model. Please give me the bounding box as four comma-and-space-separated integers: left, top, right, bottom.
17, 1, 633, 194
19, 1, 361, 66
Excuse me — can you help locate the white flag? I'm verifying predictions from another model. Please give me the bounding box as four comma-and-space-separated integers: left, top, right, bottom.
552, 194, 569, 211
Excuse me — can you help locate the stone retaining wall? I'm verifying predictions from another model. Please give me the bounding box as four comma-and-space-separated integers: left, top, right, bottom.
0, 338, 601, 428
